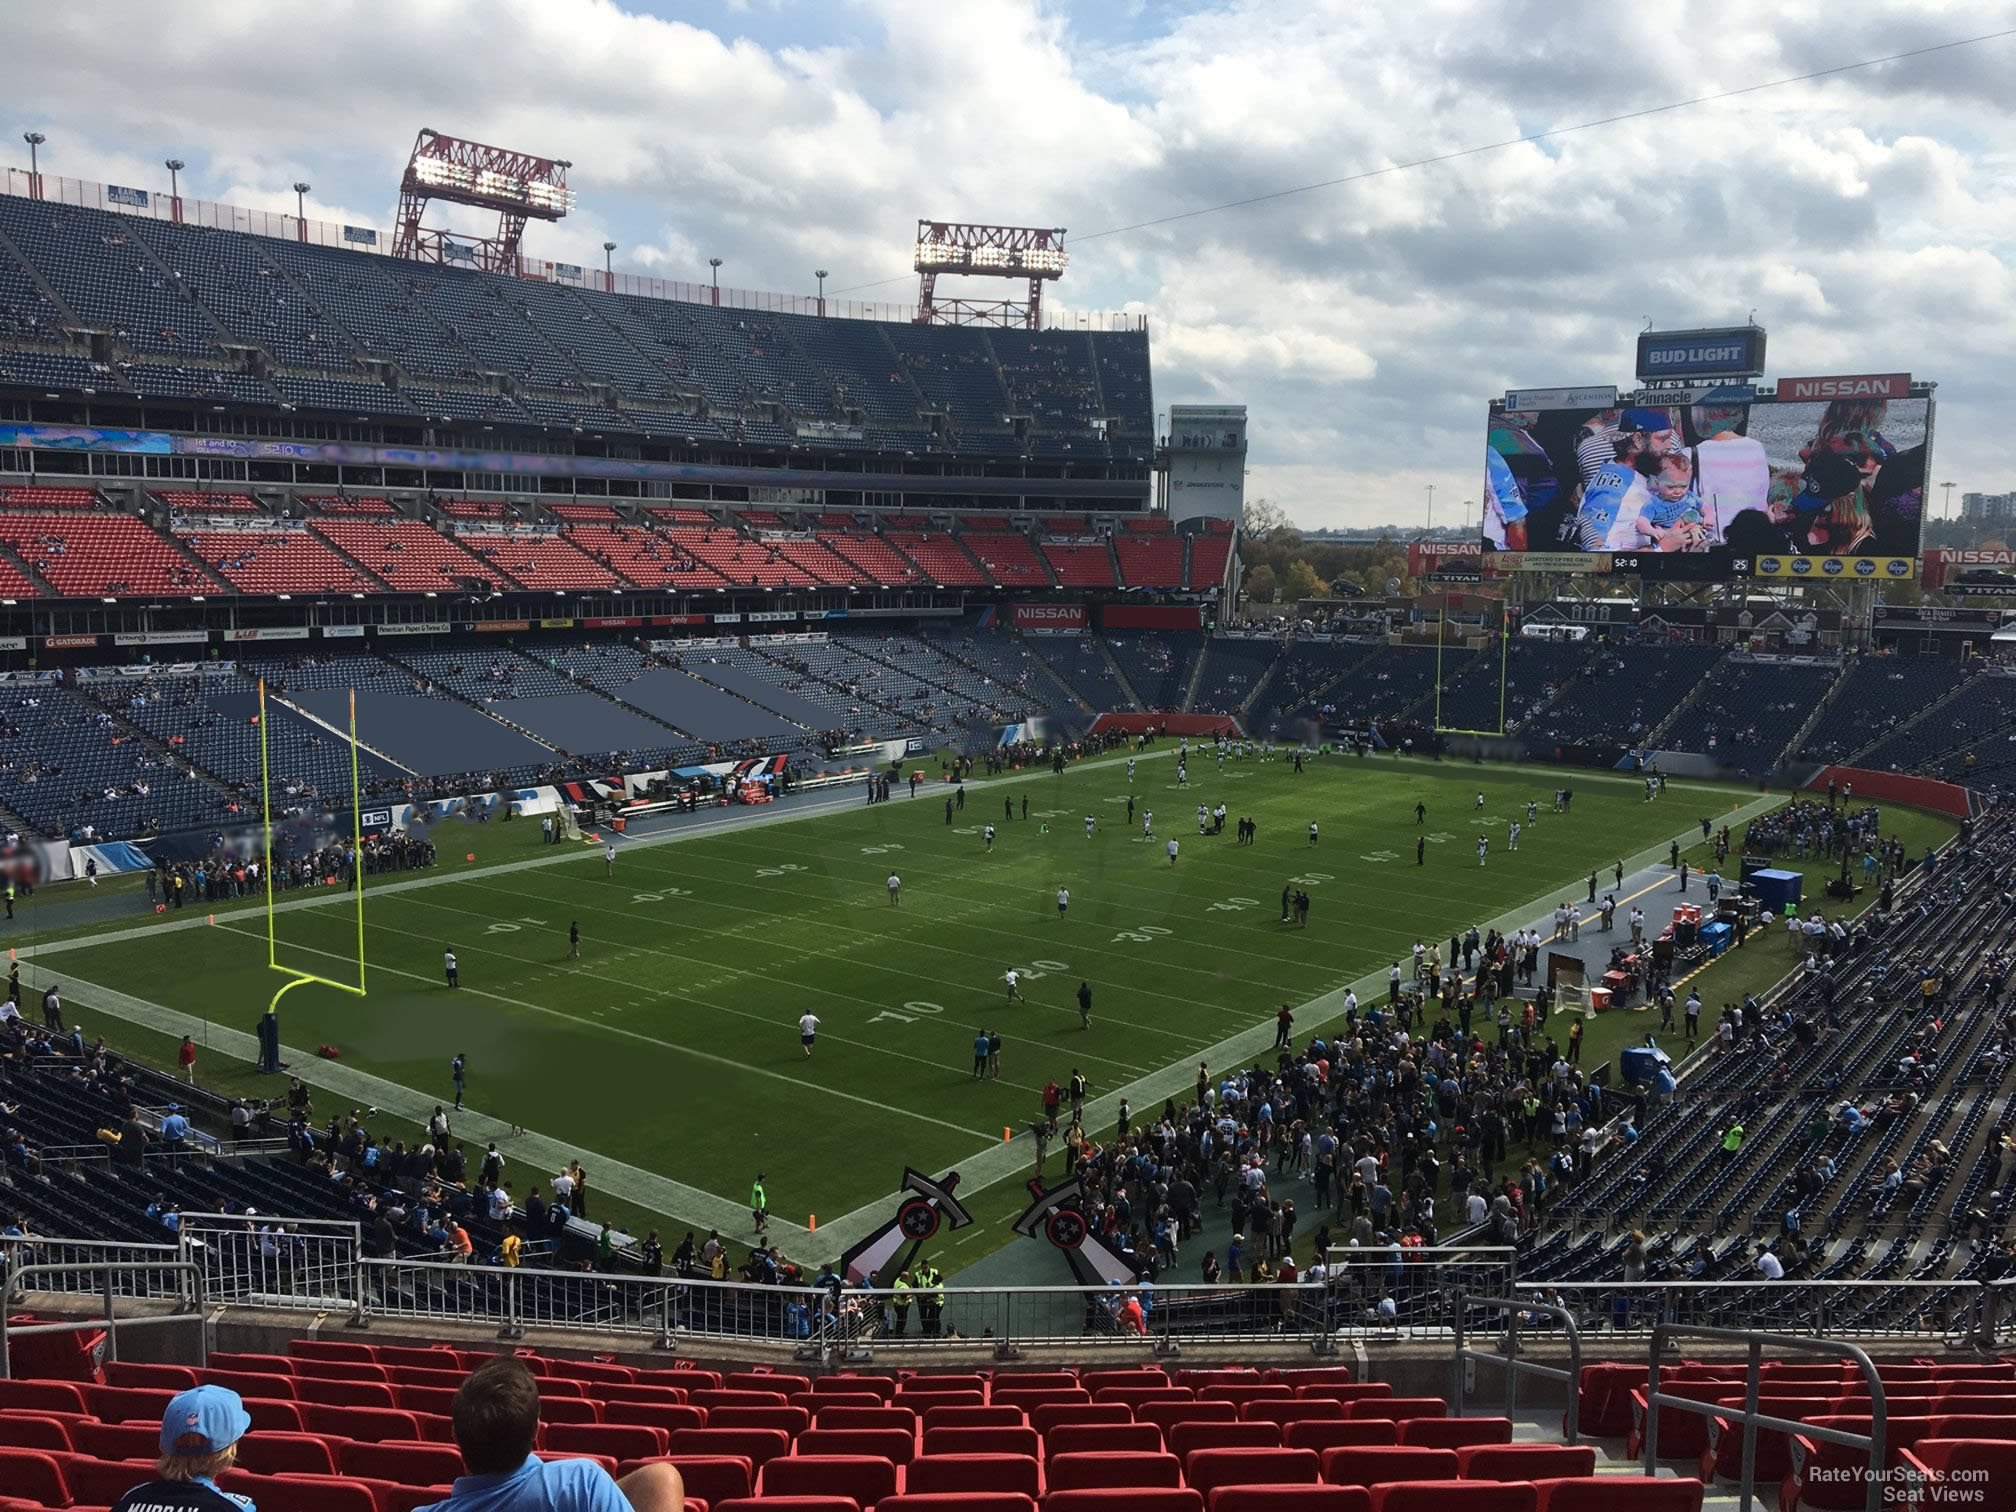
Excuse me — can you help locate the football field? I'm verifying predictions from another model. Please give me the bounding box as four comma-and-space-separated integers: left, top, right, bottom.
27, 749, 1771, 1251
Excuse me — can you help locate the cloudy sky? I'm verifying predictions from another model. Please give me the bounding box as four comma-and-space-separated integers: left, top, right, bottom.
9, 0, 2013, 530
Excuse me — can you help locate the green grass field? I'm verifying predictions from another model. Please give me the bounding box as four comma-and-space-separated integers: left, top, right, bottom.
18, 749, 1944, 1261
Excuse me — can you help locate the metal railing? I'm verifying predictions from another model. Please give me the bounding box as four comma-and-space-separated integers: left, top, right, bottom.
2, 1239, 186, 1300
1452, 1292, 1583, 1440
6, 1231, 2013, 1356
1646, 1323, 1887, 1512
0, 1259, 207, 1379
175, 1213, 364, 1320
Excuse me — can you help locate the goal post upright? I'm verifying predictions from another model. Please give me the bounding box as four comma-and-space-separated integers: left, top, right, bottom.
258, 678, 368, 1013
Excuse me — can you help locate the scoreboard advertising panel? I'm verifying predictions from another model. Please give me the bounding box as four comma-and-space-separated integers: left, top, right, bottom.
1482, 372, 1930, 581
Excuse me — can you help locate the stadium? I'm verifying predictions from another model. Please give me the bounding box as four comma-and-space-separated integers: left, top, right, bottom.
2, 15, 2015, 1512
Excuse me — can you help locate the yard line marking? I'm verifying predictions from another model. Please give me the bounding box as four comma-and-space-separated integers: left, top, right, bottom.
211, 919, 1000, 1148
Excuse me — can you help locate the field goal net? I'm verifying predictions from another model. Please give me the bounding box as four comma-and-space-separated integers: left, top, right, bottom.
555, 803, 582, 841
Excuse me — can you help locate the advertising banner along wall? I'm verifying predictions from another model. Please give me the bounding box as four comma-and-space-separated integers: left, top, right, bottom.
1011, 604, 1089, 630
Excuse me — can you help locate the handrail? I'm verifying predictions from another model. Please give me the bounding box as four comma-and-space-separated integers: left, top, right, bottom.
1646, 1322, 1886, 1512
0, 1259, 207, 1378
1452, 1292, 1582, 1441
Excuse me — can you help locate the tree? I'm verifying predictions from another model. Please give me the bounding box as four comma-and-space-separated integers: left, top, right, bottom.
1243, 496, 1291, 537
1243, 563, 1280, 603
1282, 560, 1325, 604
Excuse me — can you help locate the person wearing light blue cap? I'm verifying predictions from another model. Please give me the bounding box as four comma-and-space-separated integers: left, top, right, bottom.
109, 1384, 255, 1512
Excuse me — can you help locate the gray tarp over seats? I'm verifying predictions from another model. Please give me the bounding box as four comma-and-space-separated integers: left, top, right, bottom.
682, 663, 839, 730
610, 668, 802, 743
301, 690, 552, 774
486, 693, 680, 755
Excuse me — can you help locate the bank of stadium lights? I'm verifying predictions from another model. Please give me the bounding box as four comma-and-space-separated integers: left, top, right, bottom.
392, 127, 574, 273
914, 221, 1069, 328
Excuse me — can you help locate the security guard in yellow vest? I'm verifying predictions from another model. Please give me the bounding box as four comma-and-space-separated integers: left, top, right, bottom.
890, 1268, 912, 1335
917, 1262, 945, 1336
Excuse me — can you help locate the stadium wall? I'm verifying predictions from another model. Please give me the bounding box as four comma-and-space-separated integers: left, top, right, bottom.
1089, 712, 1242, 738
1801, 764, 1974, 820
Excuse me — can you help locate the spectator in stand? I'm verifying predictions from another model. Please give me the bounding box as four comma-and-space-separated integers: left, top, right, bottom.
109, 1385, 256, 1512
423, 1356, 684, 1512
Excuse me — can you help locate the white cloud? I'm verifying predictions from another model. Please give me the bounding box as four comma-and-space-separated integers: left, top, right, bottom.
5, 0, 2011, 528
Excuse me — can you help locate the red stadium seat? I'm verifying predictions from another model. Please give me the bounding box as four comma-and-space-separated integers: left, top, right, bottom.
1456, 1446, 1597, 1481
1182, 1448, 1321, 1496
604, 1402, 709, 1433
797, 1429, 916, 1466
598, 1384, 694, 1407
1045, 1424, 1163, 1457
1293, 1386, 1394, 1406
1094, 1388, 1193, 1408
546, 1360, 638, 1386
1029, 1405, 1129, 1438
544, 1423, 669, 1461
1367, 1484, 1536, 1512
761, 1454, 899, 1506
289, 1339, 380, 1363
1198, 1387, 1294, 1409
313, 1380, 400, 1410
0, 1415, 73, 1452
990, 1374, 1080, 1393
1080, 1371, 1169, 1394
1397, 1419, 1511, 1449
1283, 1422, 1397, 1453
1268, 1371, 1360, 1387
907, 1454, 1042, 1497
925, 1408, 1027, 1431
103, 1362, 199, 1390
895, 1376, 988, 1398
338, 1440, 467, 1484
697, 1390, 793, 1411
370, 1346, 461, 1371
1176, 1372, 1263, 1389
1318, 1447, 1460, 1487
302, 1405, 425, 1443
1139, 1403, 1237, 1436
1899, 1440, 2016, 1512
730, 1372, 813, 1396
1044, 1452, 1183, 1489
716, 1500, 861, 1512
293, 1359, 392, 1384
1531, 1478, 1703, 1512
538, 1397, 605, 1426
1168, 1423, 1281, 1460
1346, 1399, 1446, 1423
236, 1431, 341, 1475
54, 1451, 159, 1506
244, 1399, 307, 1433
923, 1427, 1041, 1461
1042, 1492, 1203, 1512
815, 1406, 917, 1435
69, 1422, 161, 1462
1787, 1416, 1937, 1511
878, 1499, 1036, 1512
813, 1376, 892, 1402
1242, 1401, 1345, 1427
899, 1393, 987, 1413
1569, 1365, 1648, 1438
0, 1381, 89, 1415
218, 1470, 381, 1512
994, 1391, 1091, 1416
710, 1407, 809, 1436
82, 1384, 171, 1423
200, 1371, 299, 1401
632, 1455, 752, 1502
666, 1428, 793, 1472
1209, 1489, 1370, 1512
208, 1353, 297, 1375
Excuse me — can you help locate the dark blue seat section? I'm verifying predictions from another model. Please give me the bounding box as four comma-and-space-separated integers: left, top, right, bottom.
494, 693, 688, 758
302, 690, 553, 774
607, 668, 806, 744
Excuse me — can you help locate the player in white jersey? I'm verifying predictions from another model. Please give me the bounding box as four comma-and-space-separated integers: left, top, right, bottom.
1142, 809, 1154, 839
1084, 814, 1096, 839
887, 872, 901, 905
1477, 834, 1489, 866
1057, 887, 1070, 916
1004, 969, 1023, 1003
1197, 804, 1208, 834
1308, 821, 1319, 846
1166, 838, 1180, 865
983, 824, 996, 850
1177, 762, 1187, 786
1126, 758, 1136, 781
1508, 821, 1521, 851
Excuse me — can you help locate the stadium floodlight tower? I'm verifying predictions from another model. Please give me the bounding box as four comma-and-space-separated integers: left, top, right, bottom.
392, 128, 574, 273
914, 220, 1068, 328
